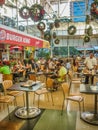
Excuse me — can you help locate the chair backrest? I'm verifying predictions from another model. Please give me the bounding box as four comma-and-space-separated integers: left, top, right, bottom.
0, 92, 2, 97
3, 74, 13, 81
40, 65, 45, 71
61, 82, 70, 98
2, 80, 13, 95
72, 66, 78, 72
46, 78, 54, 89
60, 74, 67, 82
29, 74, 36, 81
68, 70, 73, 80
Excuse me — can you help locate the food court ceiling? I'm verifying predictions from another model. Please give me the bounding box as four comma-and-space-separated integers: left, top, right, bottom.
1, 0, 98, 36
4, 0, 91, 22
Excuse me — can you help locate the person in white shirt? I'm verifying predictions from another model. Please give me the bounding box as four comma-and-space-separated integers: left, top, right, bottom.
84, 53, 97, 84
84, 53, 97, 70
48, 59, 55, 70
66, 59, 71, 71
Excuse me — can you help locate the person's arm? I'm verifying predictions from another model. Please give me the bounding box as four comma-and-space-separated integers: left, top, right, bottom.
84, 57, 89, 69
84, 58, 87, 65
93, 58, 97, 69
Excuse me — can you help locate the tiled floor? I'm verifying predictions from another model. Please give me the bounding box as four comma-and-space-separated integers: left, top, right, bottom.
0, 82, 98, 130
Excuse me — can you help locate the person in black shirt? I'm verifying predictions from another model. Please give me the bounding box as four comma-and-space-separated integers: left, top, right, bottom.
28, 58, 39, 72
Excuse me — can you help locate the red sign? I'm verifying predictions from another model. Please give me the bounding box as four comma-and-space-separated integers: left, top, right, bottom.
0, 26, 43, 48
0, 0, 5, 5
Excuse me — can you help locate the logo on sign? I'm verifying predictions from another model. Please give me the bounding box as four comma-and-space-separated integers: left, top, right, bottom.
36, 41, 40, 45
0, 30, 6, 40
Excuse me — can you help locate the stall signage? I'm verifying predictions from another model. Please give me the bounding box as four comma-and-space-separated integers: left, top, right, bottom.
0, 26, 43, 47
0, 29, 30, 44
6, 32, 30, 44
0, 0, 5, 5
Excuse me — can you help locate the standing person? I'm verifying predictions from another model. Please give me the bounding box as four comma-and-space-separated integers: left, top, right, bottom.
84, 53, 97, 70
84, 53, 97, 84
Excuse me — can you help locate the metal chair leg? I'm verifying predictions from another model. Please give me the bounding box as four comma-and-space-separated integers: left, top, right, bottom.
66, 100, 68, 111
7, 104, 11, 120
61, 99, 65, 115
78, 102, 81, 117
46, 93, 49, 101
23, 93, 25, 106
33, 92, 35, 104
50, 93, 54, 105
38, 95, 40, 108
14, 98, 17, 106
82, 100, 85, 112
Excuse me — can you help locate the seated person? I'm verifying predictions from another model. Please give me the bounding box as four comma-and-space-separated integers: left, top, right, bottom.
24, 62, 32, 79
57, 62, 67, 82
48, 58, 56, 71
12, 63, 26, 81
72, 59, 79, 72
0, 61, 12, 81
66, 59, 71, 71
0, 61, 11, 74
50, 61, 67, 82
48, 61, 67, 90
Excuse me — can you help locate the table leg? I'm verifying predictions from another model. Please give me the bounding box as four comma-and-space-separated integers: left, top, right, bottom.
26, 91, 29, 116
15, 91, 41, 119
94, 94, 97, 114
80, 94, 98, 125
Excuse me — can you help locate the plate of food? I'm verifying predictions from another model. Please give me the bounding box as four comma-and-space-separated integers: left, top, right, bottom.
21, 83, 32, 88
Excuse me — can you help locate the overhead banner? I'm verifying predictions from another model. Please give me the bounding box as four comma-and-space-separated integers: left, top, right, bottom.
43, 41, 50, 48
0, 25, 50, 48
0, 0, 5, 5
